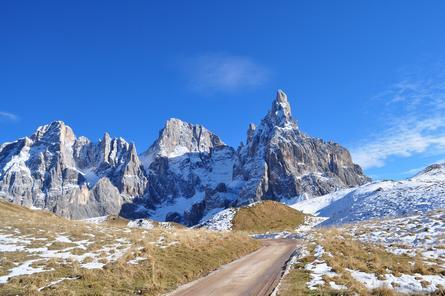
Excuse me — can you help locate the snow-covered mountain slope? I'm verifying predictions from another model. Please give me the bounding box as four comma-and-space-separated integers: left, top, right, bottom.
0, 121, 147, 219
290, 163, 445, 225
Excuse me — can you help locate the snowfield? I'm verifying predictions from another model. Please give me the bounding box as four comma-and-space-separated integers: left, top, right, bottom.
290, 163, 445, 225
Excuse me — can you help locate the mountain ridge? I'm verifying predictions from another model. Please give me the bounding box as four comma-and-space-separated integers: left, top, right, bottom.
0, 90, 370, 224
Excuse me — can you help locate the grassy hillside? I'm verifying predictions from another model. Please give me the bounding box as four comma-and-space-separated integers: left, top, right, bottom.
232, 200, 306, 233
276, 210, 445, 296
0, 200, 260, 295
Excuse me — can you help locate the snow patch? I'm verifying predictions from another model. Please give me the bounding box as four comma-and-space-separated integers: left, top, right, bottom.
199, 208, 237, 231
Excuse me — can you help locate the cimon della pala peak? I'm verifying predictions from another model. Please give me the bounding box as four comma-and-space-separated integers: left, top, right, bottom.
0, 90, 369, 225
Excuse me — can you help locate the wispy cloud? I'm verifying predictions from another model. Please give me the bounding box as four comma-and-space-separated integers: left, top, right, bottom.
181, 53, 268, 93
352, 117, 445, 169
0, 111, 19, 122
351, 64, 445, 169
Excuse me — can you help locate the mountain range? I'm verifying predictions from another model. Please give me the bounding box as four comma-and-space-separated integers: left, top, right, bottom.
0, 90, 371, 225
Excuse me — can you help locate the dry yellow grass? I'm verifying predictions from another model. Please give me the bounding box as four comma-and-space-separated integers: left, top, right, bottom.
318, 228, 443, 277
232, 200, 306, 233
0, 200, 261, 295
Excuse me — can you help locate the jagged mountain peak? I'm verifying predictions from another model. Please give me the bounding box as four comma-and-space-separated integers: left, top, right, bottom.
236, 90, 369, 204
142, 118, 225, 168
263, 89, 297, 129
32, 120, 76, 144
36, 120, 66, 131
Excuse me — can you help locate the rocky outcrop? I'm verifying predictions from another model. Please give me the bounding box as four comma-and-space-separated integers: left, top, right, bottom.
234, 90, 369, 204
0, 121, 147, 219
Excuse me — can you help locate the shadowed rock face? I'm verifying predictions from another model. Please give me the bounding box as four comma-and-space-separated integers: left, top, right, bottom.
0, 121, 147, 219
0, 90, 369, 224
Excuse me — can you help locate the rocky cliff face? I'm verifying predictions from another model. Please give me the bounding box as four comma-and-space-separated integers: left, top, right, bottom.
0, 90, 370, 224
234, 90, 369, 204
0, 121, 147, 219
140, 118, 237, 225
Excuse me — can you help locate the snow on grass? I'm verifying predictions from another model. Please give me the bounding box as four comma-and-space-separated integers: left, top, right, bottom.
81, 216, 108, 224
276, 209, 445, 295
0, 226, 132, 283
295, 216, 327, 233
347, 210, 445, 265
304, 245, 341, 290
0, 259, 50, 284
127, 219, 155, 230
38, 276, 79, 291
348, 269, 445, 294
55, 235, 72, 243
199, 208, 236, 231
127, 257, 147, 265
0, 234, 28, 252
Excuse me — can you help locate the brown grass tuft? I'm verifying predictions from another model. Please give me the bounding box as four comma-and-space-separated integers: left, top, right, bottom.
232, 200, 306, 233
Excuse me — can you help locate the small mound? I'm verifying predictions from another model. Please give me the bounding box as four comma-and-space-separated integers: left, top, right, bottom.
232, 200, 306, 233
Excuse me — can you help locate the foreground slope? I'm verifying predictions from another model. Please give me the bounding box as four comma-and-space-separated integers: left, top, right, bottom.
291, 163, 445, 225
275, 210, 445, 295
0, 201, 259, 295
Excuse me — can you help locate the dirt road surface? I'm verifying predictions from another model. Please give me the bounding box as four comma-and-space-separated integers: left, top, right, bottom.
167, 239, 297, 296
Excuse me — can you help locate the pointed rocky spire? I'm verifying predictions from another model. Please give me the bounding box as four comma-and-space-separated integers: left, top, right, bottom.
100, 132, 113, 164
264, 89, 297, 129
247, 123, 256, 144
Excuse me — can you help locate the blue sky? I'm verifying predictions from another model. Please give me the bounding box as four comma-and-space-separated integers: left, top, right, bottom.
2, 1, 445, 180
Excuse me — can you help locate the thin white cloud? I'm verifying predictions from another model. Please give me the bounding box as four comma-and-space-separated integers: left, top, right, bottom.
0, 111, 19, 122
181, 53, 268, 93
352, 117, 445, 169
351, 66, 445, 169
